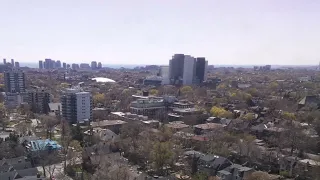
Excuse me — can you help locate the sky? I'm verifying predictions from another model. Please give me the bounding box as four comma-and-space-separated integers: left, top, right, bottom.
0, 0, 320, 66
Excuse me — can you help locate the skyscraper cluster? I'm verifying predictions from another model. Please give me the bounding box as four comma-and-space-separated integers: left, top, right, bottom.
39, 59, 64, 69
39, 59, 103, 70
167, 54, 208, 85
2, 58, 20, 68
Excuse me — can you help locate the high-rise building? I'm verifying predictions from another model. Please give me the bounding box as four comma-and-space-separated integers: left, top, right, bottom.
27, 88, 50, 114
67, 64, 70, 69
4, 68, 26, 93
56, 60, 61, 68
98, 62, 102, 69
159, 66, 170, 85
195, 57, 208, 83
168, 54, 208, 85
50, 60, 56, 69
44, 59, 51, 69
182, 55, 196, 85
71, 63, 79, 70
11, 59, 14, 67
14, 62, 20, 68
80, 63, 90, 69
62, 62, 67, 69
61, 88, 92, 123
3, 58, 6, 64
39, 60, 43, 69
91, 61, 97, 69
169, 54, 185, 84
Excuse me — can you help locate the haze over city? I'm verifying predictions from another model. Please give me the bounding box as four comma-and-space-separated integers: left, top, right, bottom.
0, 0, 320, 65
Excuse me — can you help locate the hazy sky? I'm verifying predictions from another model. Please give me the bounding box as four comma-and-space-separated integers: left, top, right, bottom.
0, 0, 319, 65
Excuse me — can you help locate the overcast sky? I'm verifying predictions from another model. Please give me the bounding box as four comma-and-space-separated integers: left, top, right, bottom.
0, 0, 319, 65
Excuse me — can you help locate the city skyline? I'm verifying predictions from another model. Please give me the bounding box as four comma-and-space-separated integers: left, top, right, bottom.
1, 0, 320, 65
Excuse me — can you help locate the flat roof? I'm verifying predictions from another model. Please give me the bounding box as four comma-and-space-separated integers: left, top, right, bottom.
194, 123, 224, 130
91, 120, 127, 127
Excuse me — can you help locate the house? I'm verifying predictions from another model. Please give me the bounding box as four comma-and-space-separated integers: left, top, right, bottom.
0, 156, 43, 179
84, 128, 119, 143
165, 121, 189, 132
197, 154, 232, 176
28, 139, 62, 152
298, 95, 320, 108
217, 164, 254, 180
91, 120, 127, 134
194, 123, 224, 135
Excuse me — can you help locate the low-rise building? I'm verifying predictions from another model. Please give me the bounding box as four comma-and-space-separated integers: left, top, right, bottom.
194, 123, 224, 135
91, 120, 127, 134
130, 97, 165, 117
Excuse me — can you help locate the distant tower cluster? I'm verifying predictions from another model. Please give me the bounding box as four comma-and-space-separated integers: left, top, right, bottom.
38, 59, 103, 70
168, 54, 208, 85
2, 58, 21, 69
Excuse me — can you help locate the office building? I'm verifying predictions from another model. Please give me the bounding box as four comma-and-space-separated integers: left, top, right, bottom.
98, 62, 102, 69
67, 64, 70, 69
3, 58, 6, 64
39, 60, 43, 69
44, 59, 51, 69
169, 54, 185, 84
63, 62, 67, 69
55, 60, 61, 68
182, 55, 196, 85
27, 88, 50, 114
11, 59, 14, 67
195, 57, 208, 83
160, 66, 170, 85
80, 63, 90, 69
168, 54, 208, 85
50, 60, 56, 69
4, 69, 26, 93
14, 62, 20, 68
91, 61, 97, 69
71, 63, 79, 70
61, 88, 92, 123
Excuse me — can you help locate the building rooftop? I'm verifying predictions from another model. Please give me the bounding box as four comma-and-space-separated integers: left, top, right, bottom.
194, 123, 224, 130
166, 122, 189, 129
48, 103, 61, 111
91, 120, 127, 127
173, 108, 200, 113
29, 139, 61, 151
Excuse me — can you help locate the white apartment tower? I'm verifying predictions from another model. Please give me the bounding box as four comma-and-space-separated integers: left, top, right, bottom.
61, 88, 92, 123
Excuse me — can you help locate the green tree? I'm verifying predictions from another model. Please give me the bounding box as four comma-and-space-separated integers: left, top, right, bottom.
181, 86, 193, 94
282, 111, 296, 120
210, 106, 233, 118
149, 89, 159, 96
242, 113, 255, 121
151, 141, 174, 174
93, 93, 105, 105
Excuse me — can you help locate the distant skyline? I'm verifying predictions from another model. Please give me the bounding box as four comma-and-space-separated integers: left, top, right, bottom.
1, 0, 320, 65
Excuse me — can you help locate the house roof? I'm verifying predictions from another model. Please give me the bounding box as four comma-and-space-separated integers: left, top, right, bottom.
194, 123, 224, 130
16, 168, 39, 177
298, 96, 320, 106
30, 139, 62, 151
